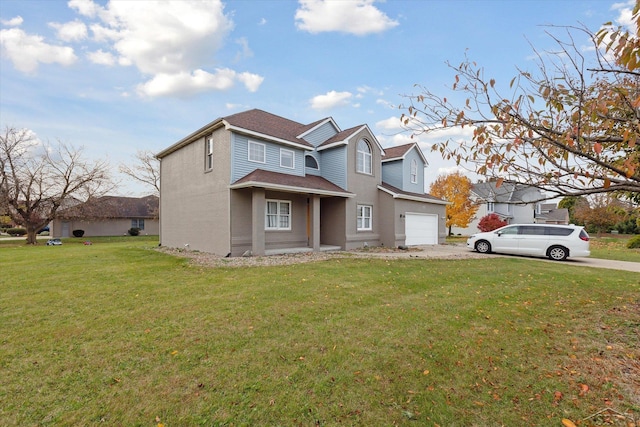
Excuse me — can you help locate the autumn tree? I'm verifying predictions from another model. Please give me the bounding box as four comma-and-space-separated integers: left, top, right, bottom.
574, 194, 626, 234
400, 5, 640, 202
428, 171, 478, 235
477, 213, 508, 232
119, 150, 160, 196
0, 126, 113, 244
558, 195, 589, 225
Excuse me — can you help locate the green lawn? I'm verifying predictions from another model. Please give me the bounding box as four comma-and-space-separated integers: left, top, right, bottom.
1, 238, 639, 426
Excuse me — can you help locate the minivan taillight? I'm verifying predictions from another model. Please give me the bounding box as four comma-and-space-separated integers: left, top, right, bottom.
579, 230, 589, 241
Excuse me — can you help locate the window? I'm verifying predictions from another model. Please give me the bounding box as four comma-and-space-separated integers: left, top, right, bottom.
410, 159, 418, 184
248, 141, 266, 163
357, 205, 372, 231
497, 226, 518, 235
205, 138, 213, 170
266, 200, 291, 230
305, 155, 319, 169
280, 148, 294, 169
487, 202, 495, 212
131, 219, 145, 230
356, 139, 372, 174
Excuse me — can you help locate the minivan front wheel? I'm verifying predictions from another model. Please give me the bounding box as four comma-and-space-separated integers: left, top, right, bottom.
548, 246, 568, 261
475, 240, 491, 254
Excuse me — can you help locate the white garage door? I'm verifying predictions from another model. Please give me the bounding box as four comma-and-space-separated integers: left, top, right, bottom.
405, 213, 438, 245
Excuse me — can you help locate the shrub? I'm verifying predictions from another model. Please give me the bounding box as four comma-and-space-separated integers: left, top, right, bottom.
627, 235, 640, 249
72, 229, 85, 237
127, 228, 141, 236
478, 213, 508, 232
7, 228, 27, 236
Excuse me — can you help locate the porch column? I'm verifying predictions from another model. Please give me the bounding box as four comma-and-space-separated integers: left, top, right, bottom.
252, 188, 265, 256
309, 195, 320, 251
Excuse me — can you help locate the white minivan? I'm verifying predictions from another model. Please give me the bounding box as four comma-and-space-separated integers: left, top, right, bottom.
467, 224, 590, 261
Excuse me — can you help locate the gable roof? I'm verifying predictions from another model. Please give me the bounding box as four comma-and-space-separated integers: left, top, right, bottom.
57, 195, 159, 219
316, 124, 385, 155
472, 181, 542, 203
157, 109, 315, 158
231, 169, 354, 198
381, 142, 428, 165
222, 109, 314, 150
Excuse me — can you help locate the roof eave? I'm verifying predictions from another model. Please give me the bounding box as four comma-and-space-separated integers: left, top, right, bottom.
230, 181, 354, 198
377, 185, 450, 205
156, 118, 225, 158
224, 122, 314, 151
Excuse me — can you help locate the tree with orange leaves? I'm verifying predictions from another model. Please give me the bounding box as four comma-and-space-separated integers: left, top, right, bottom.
428, 171, 478, 235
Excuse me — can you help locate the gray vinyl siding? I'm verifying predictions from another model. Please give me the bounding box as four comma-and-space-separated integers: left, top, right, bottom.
320, 146, 347, 189
381, 160, 403, 189
303, 122, 339, 147
231, 133, 305, 182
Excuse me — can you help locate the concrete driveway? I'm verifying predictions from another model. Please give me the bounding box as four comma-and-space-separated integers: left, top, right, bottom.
382, 244, 640, 273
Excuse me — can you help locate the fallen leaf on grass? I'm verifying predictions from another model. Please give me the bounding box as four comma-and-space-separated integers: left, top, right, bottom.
562, 419, 577, 427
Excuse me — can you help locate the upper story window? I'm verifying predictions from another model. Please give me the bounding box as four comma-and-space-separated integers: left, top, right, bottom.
357, 204, 372, 231
280, 148, 294, 169
487, 202, 495, 212
305, 155, 319, 170
410, 159, 418, 184
266, 200, 291, 230
248, 140, 266, 163
205, 138, 213, 171
356, 139, 372, 175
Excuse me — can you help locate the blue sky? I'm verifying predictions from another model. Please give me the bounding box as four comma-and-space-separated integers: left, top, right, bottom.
0, 0, 634, 195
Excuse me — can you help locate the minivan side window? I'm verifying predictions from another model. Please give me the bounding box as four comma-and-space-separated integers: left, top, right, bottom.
519, 226, 546, 235
498, 226, 519, 235
546, 227, 573, 236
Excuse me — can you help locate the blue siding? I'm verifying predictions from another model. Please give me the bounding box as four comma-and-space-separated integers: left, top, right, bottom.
403, 148, 426, 193
381, 147, 426, 194
303, 122, 339, 147
381, 160, 403, 189
320, 146, 347, 189
231, 134, 305, 182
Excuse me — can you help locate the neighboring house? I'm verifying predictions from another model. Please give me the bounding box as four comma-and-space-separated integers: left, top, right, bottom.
52, 195, 159, 237
156, 109, 447, 256
534, 203, 570, 224
451, 181, 544, 235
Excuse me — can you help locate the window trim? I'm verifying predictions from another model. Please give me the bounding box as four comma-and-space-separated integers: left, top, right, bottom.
265, 199, 291, 231
357, 204, 372, 231
280, 148, 295, 169
205, 138, 213, 171
248, 140, 266, 164
356, 139, 372, 175
410, 159, 418, 184
487, 202, 495, 213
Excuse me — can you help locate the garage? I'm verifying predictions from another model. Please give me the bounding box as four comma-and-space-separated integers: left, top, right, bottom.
405, 213, 438, 245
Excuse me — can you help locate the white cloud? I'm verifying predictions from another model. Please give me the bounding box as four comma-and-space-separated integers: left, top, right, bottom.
68, 0, 102, 18
136, 68, 263, 97
49, 20, 88, 42
1, 16, 23, 26
310, 90, 353, 110
234, 37, 253, 61
87, 49, 116, 65
295, 0, 398, 35
0, 28, 77, 73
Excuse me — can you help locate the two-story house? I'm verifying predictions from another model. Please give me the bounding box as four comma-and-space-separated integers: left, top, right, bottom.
156, 109, 447, 256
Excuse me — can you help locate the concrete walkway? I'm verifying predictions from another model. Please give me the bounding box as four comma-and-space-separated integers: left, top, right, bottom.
364, 244, 640, 273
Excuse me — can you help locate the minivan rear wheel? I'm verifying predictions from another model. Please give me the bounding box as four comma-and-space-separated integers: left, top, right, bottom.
475, 240, 491, 254
548, 246, 568, 261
